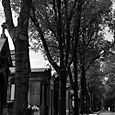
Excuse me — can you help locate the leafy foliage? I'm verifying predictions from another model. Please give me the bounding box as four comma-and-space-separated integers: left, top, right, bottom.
100, 47, 115, 107
87, 61, 105, 99
30, 0, 114, 65
11, 0, 114, 67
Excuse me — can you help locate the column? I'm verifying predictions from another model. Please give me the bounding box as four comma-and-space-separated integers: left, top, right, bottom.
40, 84, 46, 115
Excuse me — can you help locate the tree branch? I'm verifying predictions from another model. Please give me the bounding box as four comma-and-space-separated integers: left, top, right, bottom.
18, 0, 32, 31
85, 41, 115, 71
67, 1, 83, 69
30, 14, 60, 73
68, 0, 77, 22
2, 0, 14, 32
64, 0, 71, 68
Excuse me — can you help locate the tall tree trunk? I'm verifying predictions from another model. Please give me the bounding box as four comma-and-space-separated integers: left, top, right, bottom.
80, 64, 90, 114
14, 38, 29, 115
73, 55, 79, 115
54, 77, 59, 115
81, 64, 87, 114
2, 0, 32, 114
59, 70, 67, 115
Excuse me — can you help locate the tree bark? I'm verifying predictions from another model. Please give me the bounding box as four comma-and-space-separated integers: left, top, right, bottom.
54, 77, 59, 115
73, 54, 79, 115
2, 0, 32, 115
80, 64, 90, 114
13, 38, 29, 115
80, 64, 87, 114
59, 70, 67, 115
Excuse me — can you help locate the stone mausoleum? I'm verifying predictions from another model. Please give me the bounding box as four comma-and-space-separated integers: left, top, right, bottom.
6, 50, 54, 115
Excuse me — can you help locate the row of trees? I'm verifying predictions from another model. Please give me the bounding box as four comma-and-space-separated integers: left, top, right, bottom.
100, 46, 115, 111
1, 0, 115, 115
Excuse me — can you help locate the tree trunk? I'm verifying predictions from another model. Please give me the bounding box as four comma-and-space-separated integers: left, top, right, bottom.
81, 64, 87, 114
13, 38, 29, 115
80, 64, 90, 114
54, 77, 59, 115
73, 55, 79, 115
59, 70, 67, 115
74, 77, 79, 115
2, 0, 32, 114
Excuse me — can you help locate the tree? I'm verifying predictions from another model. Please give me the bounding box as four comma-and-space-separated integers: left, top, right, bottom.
30, 1, 85, 115
29, 0, 113, 114
2, 0, 32, 115
78, 0, 114, 113
100, 48, 115, 111
87, 61, 105, 111
68, 0, 113, 113
9, 0, 114, 115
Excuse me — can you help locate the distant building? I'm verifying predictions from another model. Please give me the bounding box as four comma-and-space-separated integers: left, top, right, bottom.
0, 34, 12, 114
7, 50, 53, 115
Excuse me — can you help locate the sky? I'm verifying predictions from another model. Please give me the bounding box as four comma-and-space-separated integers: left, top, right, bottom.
0, 2, 47, 69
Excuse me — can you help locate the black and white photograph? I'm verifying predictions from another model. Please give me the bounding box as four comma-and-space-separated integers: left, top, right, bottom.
0, 0, 115, 115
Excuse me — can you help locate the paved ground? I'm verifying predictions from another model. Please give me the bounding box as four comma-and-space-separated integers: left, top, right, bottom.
89, 111, 115, 115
